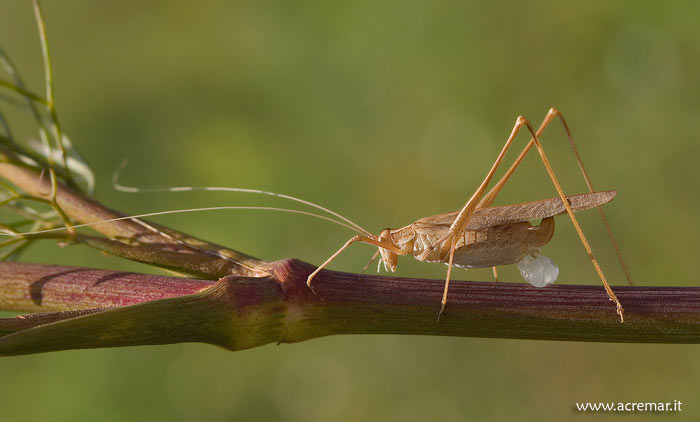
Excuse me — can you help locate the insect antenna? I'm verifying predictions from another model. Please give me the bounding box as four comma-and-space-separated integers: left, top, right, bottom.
112, 160, 374, 237
0, 206, 371, 237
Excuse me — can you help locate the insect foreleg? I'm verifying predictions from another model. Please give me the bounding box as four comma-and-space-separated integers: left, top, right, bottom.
307, 234, 403, 293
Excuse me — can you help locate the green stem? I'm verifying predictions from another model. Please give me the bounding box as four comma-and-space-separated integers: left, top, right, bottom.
31, 0, 73, 181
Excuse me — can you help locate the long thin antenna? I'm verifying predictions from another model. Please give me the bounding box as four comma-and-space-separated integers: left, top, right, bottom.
112, 160, 373, 237
0, 206, 369, 237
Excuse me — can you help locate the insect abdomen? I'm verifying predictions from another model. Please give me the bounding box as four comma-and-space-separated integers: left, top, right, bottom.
411, 217, 555, 268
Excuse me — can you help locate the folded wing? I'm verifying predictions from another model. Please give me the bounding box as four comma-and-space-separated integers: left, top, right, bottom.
414, 190, 617, 230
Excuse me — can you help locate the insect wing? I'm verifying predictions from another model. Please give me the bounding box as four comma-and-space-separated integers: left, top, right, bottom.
413, 191, 616, 231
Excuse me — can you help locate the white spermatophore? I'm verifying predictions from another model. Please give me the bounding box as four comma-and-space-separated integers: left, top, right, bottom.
515, 248, 559, 288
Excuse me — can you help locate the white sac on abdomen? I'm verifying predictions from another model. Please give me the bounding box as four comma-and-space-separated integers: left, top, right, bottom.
516, 248, 558, 288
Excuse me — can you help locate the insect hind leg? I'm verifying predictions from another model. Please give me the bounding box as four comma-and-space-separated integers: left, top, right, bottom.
435, 113, 625, 322
478, 108, 633, 287
519, 117, 624, 321
550, 109, 633, 286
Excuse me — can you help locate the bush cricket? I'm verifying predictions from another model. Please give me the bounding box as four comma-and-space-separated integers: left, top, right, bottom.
306, 108, 632, 322
1, 109, 631, 322
0, 2, 630, 323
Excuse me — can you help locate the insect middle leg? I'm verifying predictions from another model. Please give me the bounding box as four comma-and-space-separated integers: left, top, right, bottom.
360, 250, 381, 274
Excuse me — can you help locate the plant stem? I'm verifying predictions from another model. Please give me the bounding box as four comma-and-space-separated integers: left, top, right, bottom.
0, 261, 213, 312
1, 259, 699, 356
0, 160, 267, 277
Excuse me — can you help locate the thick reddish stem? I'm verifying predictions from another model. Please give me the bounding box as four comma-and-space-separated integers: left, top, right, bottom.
1, 259, 700, 357
0, 261, 213, 312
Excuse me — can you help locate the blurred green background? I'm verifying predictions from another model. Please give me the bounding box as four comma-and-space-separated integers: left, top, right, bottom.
2, 0, 700, 420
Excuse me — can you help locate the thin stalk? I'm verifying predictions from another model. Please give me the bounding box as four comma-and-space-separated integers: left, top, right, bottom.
31, 0, 72, 180
0, 80, 47, 105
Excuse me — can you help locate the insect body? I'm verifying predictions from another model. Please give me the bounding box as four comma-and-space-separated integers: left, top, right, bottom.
392, 214, 555, 272
4, 109, 630, 322
307, 109, 632, 322
308, 191, 615, 303
382, 191, 613, 279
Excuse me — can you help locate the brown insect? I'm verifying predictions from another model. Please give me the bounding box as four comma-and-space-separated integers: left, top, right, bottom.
306, 108, 632, 321
4, 109, 631, 322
